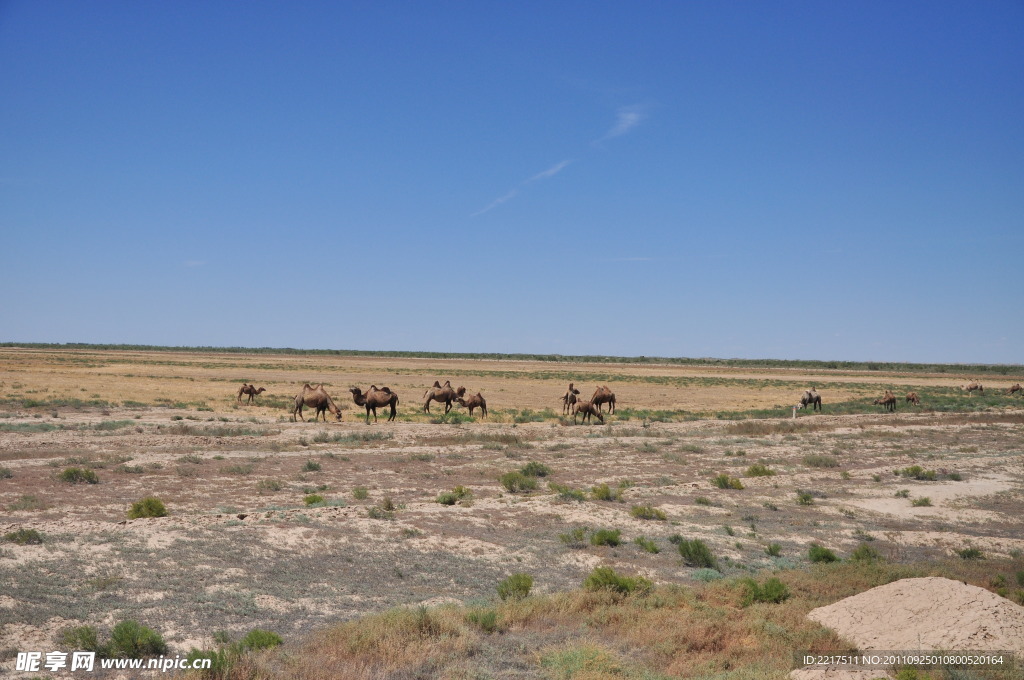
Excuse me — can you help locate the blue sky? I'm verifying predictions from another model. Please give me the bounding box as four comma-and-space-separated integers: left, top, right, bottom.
1, 1, 1021, 363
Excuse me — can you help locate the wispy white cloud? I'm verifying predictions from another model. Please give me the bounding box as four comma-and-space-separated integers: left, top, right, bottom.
595, 104, 647, 143
472, 159, 572, 217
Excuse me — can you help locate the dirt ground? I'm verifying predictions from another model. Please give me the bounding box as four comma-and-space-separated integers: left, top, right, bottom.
1, 348, 1023, 674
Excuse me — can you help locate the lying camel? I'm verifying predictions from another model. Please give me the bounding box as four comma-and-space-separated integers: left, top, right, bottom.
573, 399, 604, 425
456, 392, 487, 418
591, 386, 616, 414
291, 384, 342, 422
905, 392, 921, 406
561, 383, 580, 415
1006, 384, 1021, 396
873, 390, 897, 412
798, 388, 821, 412
349, 385, 399, 424
963, 381, 984, 394
237, 384, 266, 404
423, 380, 461, 414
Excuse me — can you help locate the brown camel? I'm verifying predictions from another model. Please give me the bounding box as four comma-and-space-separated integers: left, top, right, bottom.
873, 390, 897, 412
423, 380, 461, 414
456, 392, 487, 418
573, 399, 604, 425
237, 383, 266, 404
905, 392, 921, 406
1005, 384, 1021, 396
963, 381, 984, 394
349, 385, 399, 424
798, 388, 821, 411
291, 384, 342, 422
561, 383, 581, 415
590, 386, 616, 414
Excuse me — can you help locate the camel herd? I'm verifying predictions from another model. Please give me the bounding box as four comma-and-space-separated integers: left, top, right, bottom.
233, 377, 1018, 424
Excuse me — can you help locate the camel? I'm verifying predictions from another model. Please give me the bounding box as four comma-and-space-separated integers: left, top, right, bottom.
237, 384, 266, 404
291, 384, 342, 422
455, 392, 487, 418
349, 385, 399, 424
1005, 384, 1021, 396
873, 390, 897, 412
572, 399, 604, 425
905, 392, 921, 406
590, 386, 616, 414
798, 388, 821, 411
561, 383, 581, 415
423, 380, 461, 414
963, 381, 984, 394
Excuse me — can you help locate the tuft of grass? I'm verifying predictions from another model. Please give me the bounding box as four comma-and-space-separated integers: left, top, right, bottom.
678, 538, 718, 569
898, 465, 937, 481
107, 620, 169, 658
465, 608, 500, 634
803, 454, 839, 468
808, 543, 838, 563
559, 527, 588, 549
911, 497, 932, 507
739, 576, 791, 606
591, 482, 623, 502
630, 504, 667, 521
0, 467, 12, 479
583, 566, 652, 596
352, 486, 369, 500
956, 547, 984, 560
590, 529, 622, 547
694, 496, 712, 506
796, 491, 814, 506
765, 543, 782, 557
257, 479, 283, 493
302, 460, 322, 472
436, 486, 472, 506
304, 494, 325, 506
500, 471, 538, 493
894, 489, 910, 498
60, 467, 99, 484
128, 496, 167, 519
520, 461, 551, 477
849, 543, 882, 562
496, 573, 533, 601
3, 527, 43, 545
549, 482, 586, 502
745, 462, 776, 477
633, 536, 660, 553
711, 474, 744, 490
8, 494, 47, 511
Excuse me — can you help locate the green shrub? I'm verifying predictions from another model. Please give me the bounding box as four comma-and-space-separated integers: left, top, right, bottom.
850, 543, 882, 562
500, 471, 537, 493
911, 497, 932, 507
465, 608, 499, 634
895, 489, 910, 498
956, 547, 984, 560
559, 527, 587, 549
239, 629, 282, 651
549, 483, 586, 501
796, 491, 814, 505
740, 576, 791, 606
899, 465, 936, 481
3, 528, 43, 545
352, 486, 369, 500
803, 454, 839, 468
61, 625, 102, 652
436, 486, 471, 505
808, 543, 838, 563
304, 494, 325, 506
302, 460, 322, 472
257, 479, 283, 492
0, 467, 12, 479
678, 539, 718, 569
108, 620, 168, 658
583, 566, 652, 595
711, 474, 744, 490
590, 529, 622, 547
630, 504, 667, 520
591, 483, 622, 502
633, 536, 660, 553
60, 467, 99, 484
745, 463, 775, 477
765, 543, 782, 557
496, 573, 533, 601
366, 506, 394, 520
127, 497, 167, 519
694, 496, 712, 506
520, 461, 551, 477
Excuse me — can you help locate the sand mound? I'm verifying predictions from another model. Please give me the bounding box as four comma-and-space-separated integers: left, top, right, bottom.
792, 577, 1024, 680
807, 577, 1024, 656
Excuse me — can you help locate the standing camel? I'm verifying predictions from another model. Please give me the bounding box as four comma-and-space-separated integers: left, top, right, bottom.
291, 384, 342, 422
561, 383, 581, 415
798, 388, 821, 412
873, 390, 897, 412
237, 384, 266, 404
423, 380, 461, 414
963, 381, 984, 394
591, 386, 616, 414
456, 392, 487, 419
350, 385, 399, 424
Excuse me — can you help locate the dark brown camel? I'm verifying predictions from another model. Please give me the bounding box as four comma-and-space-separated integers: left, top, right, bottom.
456, 392, 487, 418
561, 383, 580, 415
1005, 383, 1021, 396
291, 384, 342, 422
423, 380, 461, 414
905, 392, 921, 406
798, 388, 821, 411
590, 386, 616, 414
873, 390, 897, 412
573, 399, 604, 425
237, 384, 266, 404
349, 385, 399, 424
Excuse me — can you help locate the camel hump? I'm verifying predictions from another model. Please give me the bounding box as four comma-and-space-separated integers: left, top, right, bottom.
379, 386, 392, 394
443, 380, 451, 387
432, 380, 442, 388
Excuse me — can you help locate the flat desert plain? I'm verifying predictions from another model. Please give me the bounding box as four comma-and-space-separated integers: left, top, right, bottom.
1, 347, 1023, 676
